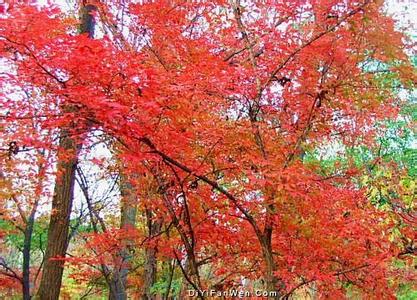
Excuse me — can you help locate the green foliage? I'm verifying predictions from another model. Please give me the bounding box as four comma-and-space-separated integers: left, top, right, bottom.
150, 277, 181, 297
397, 284, 417, 300
0, 219, 47, 253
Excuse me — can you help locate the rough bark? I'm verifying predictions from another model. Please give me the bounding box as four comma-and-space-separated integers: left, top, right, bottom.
37, 5, 96, 299
37, 131, 80, 300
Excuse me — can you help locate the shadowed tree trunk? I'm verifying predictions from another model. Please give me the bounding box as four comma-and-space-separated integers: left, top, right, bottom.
37, 4, 96, 299
142, 240, 158, 300
163, 259, 175, 300
260, 228, 281, 300
22, 208, 37, 300
142, 209, 162, 300
79, 4, 98, 38
108, 175, 137, 300
21, 157, 43, 300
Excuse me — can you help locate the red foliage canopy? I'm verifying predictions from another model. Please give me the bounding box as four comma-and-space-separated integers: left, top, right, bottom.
0, 0, 414, 297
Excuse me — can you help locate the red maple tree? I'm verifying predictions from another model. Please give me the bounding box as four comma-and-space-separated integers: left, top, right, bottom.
0, 0, 415, 298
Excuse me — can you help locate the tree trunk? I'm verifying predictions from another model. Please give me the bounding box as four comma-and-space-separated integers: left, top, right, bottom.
108, 276, 127, 300
260, 229, 283, 300
22, 211, 36, 300
179, 258, 192, 299
142, 243, 158, 300
163, 260, 175, 300
142, 209, 162, 300
37, 131, 80, 300
263, 248, 279, 300
108, 175, 137, 300
79, 4, 97, 38
37, 5, 96, 299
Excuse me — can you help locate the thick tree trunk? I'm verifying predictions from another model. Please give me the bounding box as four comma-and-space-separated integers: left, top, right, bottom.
37, 5, 96, 299
108, 276, 127, 300
37, 131, 80, 300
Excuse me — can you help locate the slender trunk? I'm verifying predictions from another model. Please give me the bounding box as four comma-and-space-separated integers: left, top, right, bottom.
108, 175, 137, 300
178, 257, 203, 299
142, 243, 158, 300
179, 258, 191, 299
163, 260, 175, 300
151, 171, 202, 299
37, 131, 80, 300
251, 120, 284, 298
249, 105, 283, 297
37, 5, 96, 299
263, 247, 279, 299
142, 209, 162, 300
260, 228, 283, 300
22, 211, 36, 300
